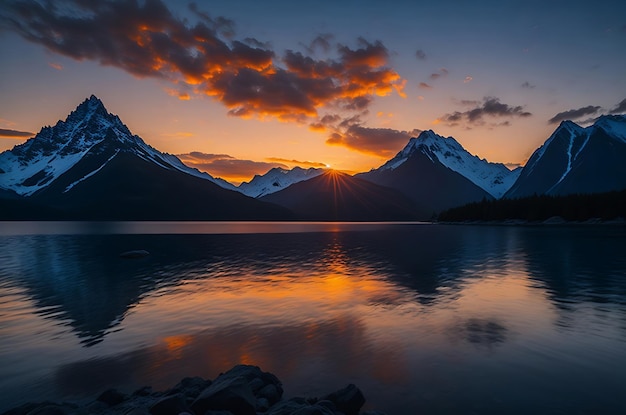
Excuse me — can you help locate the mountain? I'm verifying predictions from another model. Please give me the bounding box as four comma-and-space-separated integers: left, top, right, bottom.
357, 130, 519, 217
238, 166, 325, 198
505, 115, 626, 199
0, 95, 290, 220
260, 170, 420, 220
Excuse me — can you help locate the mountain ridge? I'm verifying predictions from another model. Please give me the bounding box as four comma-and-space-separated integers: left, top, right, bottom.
0, 95, 291, 220
505, 115, 626, 198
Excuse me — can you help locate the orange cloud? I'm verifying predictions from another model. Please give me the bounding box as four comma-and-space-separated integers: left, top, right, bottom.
326, 125, 421, 157
177, 152, 287, 183
48, 62, 62, 70
4, 0, 404, 128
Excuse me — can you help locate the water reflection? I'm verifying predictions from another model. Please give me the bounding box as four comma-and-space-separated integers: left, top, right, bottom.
1, 224, 626, 414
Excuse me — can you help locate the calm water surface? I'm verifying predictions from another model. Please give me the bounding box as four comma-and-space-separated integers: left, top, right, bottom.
1, 222, 625, 414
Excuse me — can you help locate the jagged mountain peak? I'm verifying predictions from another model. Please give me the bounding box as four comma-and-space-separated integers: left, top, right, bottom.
593, 114, 626, 142
371, 129, 518, 198
238, 165, 325, 198
0, 95, 234, 196
505, 113, 626, 199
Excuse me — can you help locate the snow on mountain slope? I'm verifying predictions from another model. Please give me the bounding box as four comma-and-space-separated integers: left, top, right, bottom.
505, 114, 626, 198
238, 166, 325, 198
374, 130, 519, 198
0, 95, 236, 195
594, 114, 626, 142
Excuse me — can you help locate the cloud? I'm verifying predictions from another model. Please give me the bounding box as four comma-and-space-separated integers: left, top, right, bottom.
463, 76, 473, 83
48, 62, 62, 70
429, 67, 448, 80
548, 105, 601, 124
418, 82, 432, 89
415, 49, 426, 60
609, 98, 626, 114
0, 128, 35, 138
303, 34, 334, 54
265, 157, 328, 168
177, 152, 287, 183
521, 81, 535, 89
439, 97, 532, 126
2, 0, 404, 125
326, 124, 421, 157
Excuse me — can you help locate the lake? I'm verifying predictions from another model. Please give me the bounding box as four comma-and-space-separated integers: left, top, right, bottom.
1, 222, 625, 414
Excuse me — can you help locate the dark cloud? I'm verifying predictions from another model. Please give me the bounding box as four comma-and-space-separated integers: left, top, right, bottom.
458, 99, 481, 106
429, 67, 449, 81
415, 49, 426, 60
548, 105, 601, 124
177, 152, 287, 183
609, 98, 626, 114
521, 81, 535, 89
418, 82, 432, 89
243, 37, 272, 49
0, 128, 35, 138
439, 97, 532, 126
326, 124, 421, 157
2, 0, 404, 124
304, 34, 334, 54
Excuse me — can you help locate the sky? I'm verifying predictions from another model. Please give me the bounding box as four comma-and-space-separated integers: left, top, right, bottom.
1, 0, 625, 184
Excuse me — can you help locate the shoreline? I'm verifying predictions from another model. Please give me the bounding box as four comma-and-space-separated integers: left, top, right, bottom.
2, 365, 382, 415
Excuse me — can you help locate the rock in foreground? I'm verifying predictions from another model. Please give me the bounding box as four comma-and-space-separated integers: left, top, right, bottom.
1, 365, 384, 415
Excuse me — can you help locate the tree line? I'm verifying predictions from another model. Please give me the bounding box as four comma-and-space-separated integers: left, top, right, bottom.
438, 189, 626, 222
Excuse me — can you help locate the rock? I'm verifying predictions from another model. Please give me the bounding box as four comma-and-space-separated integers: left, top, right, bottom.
258, 383, 281, 405
191, 365, 283, 415
149, 393, 191, 415
167, 376, 212, 399
24, 404, 68, 415
96, 388, 127, 406
323, 384, 365, 415
1, 366, 383, 415
266, 398, 308, 415
256, 397, 271, 412
292, 404, 336, 415
191, 375, 256, 415
133, 386, 153, 397
119, 250, 150, 258
123, 408, 151, 415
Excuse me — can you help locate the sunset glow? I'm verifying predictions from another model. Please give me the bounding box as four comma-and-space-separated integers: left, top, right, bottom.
1, 0, 625, 184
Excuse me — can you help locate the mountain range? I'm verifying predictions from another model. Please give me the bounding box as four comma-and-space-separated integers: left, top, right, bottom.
1, 95, 624, 220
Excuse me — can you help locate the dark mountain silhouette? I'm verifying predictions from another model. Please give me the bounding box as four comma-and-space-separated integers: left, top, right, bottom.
505, 115, 626, 199
260, 170, 420, 221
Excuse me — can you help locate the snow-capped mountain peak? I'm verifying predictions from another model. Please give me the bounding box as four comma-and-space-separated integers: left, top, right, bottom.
594, 114, 626, 143
0, 95, 236, 196
375, 130, 519, 198
238, 166, 325, 198
505, 114, 626, 198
